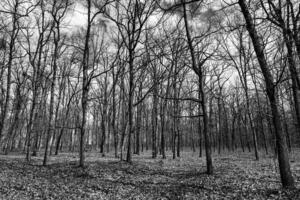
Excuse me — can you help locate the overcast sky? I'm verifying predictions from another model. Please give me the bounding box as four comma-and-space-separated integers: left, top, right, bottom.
65, 2, 86, 29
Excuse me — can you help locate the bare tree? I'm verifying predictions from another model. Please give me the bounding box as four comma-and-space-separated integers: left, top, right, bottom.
43, 0, 71, 166
238, 0, 295, 188
105, 0, 157, 163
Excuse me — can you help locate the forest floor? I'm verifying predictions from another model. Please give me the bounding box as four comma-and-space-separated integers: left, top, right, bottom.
0, 150, 299, 200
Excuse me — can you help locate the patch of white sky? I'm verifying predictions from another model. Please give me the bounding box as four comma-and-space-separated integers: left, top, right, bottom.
63, 1, 242, 91
64, 2, 87, 30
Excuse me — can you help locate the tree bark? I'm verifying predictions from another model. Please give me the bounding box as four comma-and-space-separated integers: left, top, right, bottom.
0, 1, 19, 140
238, 0, 294, 188
182, 0, 213, 174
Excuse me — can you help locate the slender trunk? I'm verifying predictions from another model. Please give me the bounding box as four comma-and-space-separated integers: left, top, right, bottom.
100, 114, 106, 156
209, 97, 215, 152
239, 0, 294, 188
280, 92, 292, 152
135, 87, 142, 155
238, 114, 245, 152
251, 70, 268, 154
55, 128, 64, 155
160, 77, 170, 159
120, 77, 127, 161
246, 97, 259, 160
55, 96, 72, 155
280, 12, 300, 136
126, 49, 134, 163
200, 76, 213, 174
43, 25, 60, 166
198, 85, 202, 157
172, 75, 178, 160
79, 0, 92, 167
182, 0, 212, 174
217, 97, 223, 154
4, 86, 22, 154
151, 71, 158, 158
0, 2, 19, 139
50, 69, 65, 155
112, 69, 118, 157
231, 114, 236, 151
176, 119, 180, 157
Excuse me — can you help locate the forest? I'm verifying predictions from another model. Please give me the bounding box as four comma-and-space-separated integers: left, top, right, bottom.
0, 0, 299, 199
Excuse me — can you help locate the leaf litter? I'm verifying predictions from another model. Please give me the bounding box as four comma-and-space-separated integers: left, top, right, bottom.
0, 150, 299, 199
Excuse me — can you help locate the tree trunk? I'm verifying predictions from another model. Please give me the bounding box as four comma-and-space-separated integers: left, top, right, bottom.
182, 0, 213, 174
126, 49, 134, 163
238, 0, 295, 188
151, 71, 158, 158
198, 85, 202, 157
79, 0, 92, 167
0, 1, 19, 139
112, 67, 118, 158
